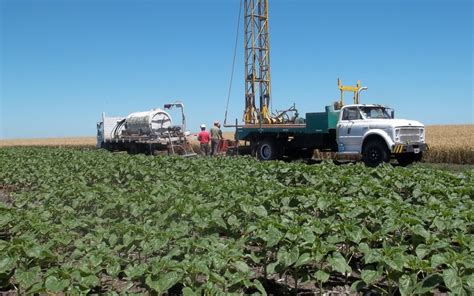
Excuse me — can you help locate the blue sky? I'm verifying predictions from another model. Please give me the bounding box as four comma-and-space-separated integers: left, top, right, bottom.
0, 0, 472, 139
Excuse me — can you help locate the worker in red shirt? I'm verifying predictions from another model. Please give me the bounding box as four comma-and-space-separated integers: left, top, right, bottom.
197, 124, 210, 156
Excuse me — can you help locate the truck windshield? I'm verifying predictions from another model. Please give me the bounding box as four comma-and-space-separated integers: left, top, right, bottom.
359, 107, 391, 119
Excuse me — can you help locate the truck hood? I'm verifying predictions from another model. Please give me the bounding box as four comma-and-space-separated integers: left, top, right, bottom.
366, 119, 424, 129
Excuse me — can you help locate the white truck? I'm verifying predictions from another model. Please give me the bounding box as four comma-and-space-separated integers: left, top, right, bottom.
96, 102, 196, 156
336, 104, 428, 166
234, 103, 428, 167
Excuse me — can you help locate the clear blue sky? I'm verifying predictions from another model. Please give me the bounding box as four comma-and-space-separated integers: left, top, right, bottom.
0, 0, 472, 139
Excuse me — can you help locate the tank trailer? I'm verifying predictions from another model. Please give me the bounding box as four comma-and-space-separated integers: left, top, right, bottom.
96, 102, 196, 156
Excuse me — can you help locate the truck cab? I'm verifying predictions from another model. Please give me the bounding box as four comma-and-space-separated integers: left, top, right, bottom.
336, 104, 428, 167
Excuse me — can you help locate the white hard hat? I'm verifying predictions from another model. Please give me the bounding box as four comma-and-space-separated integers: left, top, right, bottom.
200, 124, 206, 129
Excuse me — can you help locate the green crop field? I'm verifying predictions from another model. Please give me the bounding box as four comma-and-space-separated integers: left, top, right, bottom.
0, 147, 473, 295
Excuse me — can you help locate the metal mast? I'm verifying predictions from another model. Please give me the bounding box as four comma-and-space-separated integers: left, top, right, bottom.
244, 0, 272, 124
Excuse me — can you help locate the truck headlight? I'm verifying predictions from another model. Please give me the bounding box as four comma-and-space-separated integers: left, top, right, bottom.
419, 128, 425, 141
394, 128, 400, 142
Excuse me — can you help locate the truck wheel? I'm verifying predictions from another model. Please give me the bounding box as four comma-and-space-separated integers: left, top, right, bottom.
257, 140, 281, 161
362, 140, 389, 167
396, 152, 423, 166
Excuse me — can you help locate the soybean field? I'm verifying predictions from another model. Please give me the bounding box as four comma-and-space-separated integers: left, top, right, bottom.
0, 148, 473, 295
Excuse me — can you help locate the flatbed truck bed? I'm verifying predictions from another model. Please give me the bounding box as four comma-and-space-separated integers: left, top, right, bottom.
233, 106, 340, 160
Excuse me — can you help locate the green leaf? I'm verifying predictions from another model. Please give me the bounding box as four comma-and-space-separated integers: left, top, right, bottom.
182, 287, 197, 296
411, 225, 430, 240
430, 253, 447, 268
0, 256, 15, 273
253, 205, 268, 217
295, 253, 311, 267
25, 245, 43, 259
211, 209, 226, 228
314, 270, 330, 283
125, 263, 148, 279
0, 213, 12, 227
443, 268, 463, 294
414, 273, 443, 294
464, 273, 474, 290
361, 269, 381, 285
246, 252, 262, 264
227, 215, 239, 226
385, 252, 405, 272
106, 262, 121, 277
317, 197, 330, 210
45, 275, 68, 292
89, 254, 103, 267
108, 233, 118, 246
346, 226, 364, 243
234, 261, 250, 274
266, 262, 278, 274
350, 280, 365, 292
28, 282, 44, 294
328, 252, 351, 274
253, 279, 267, 296
398, 274, 416, 296
283, 247, 299, 267
123, 232, 134, 247
156, 272, 180, 293
415, 244, 430, 259
462, 256, 474, 269
80, 274, 99, 288
265, 226, 282, 248
15, 267, 40, 290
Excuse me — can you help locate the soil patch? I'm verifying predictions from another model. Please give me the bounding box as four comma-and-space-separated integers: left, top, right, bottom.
0, 189, 13, 205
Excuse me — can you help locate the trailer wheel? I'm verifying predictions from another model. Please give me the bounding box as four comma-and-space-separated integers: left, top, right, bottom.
396, 152, 423, 166
257, 139, 281, 161
362, 140, 389, 167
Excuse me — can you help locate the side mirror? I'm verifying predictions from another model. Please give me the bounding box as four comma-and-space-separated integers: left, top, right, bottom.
391, 110, 395, 119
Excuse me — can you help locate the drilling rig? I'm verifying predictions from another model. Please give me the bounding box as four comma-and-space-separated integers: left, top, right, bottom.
231, 0, 428, 167
243, 0, 273, 124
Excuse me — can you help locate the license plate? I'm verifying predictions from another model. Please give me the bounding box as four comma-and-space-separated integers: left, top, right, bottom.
414, 148, 420, 154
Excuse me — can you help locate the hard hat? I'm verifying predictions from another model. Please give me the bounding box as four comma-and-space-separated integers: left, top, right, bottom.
214, 120, 219, 125
200, 124, 206, 129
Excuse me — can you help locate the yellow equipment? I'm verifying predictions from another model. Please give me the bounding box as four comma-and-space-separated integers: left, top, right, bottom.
335, 78, 368, 109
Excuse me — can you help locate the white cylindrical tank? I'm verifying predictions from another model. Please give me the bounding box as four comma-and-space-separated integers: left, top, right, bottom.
125, 108, 172, 136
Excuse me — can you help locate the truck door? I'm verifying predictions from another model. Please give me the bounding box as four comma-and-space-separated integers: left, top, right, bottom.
337, 107, 363, 152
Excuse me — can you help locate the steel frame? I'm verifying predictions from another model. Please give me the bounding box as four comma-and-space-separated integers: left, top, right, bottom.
244, 0, 272, 124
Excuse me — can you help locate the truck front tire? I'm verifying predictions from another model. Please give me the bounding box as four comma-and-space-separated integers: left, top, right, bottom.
362, 140, 390, 167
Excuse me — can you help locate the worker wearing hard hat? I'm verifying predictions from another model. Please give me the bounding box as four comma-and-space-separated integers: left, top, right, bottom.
210, 121, 223, 156
197, 124, 210, 156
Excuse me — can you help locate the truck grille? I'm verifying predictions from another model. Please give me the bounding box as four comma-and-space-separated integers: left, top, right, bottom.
399, 128, 423, 143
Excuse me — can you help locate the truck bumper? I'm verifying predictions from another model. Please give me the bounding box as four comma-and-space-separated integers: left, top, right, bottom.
392, 143, 429, 154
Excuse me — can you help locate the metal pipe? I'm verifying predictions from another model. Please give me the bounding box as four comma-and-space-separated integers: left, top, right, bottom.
357, 87, 368, 104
